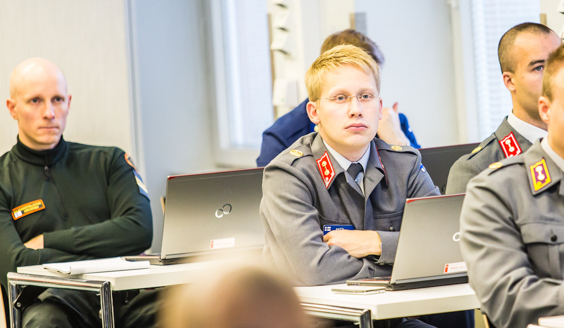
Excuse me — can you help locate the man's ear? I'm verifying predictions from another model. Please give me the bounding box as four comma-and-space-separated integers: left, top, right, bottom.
378, 97, 383, 120
503, 72, 516, 92
306, 101, 320, 125
6, 98, 17, 120
539, 95, 551, 125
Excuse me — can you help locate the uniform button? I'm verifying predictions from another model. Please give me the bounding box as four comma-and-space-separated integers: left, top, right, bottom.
551, 235, 558, 242
389, 226, 395, 231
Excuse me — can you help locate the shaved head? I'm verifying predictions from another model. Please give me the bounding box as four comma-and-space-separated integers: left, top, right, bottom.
498, 23, 556, 73
9, 57, 67, 99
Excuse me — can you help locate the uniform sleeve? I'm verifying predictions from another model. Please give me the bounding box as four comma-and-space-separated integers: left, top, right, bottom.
256, 129, 289, 167
260, 164, 384, 286
377, 151, 439, 264
399, 113, 420, 149
460, 174, 564, 328
0, 190, 93, 292
43, 151, 153, 257
445, 155, 481, 194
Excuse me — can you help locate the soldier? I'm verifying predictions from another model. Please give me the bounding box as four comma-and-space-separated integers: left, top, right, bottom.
0, 58, 155, 327
260, 44, 439, 328
460, 44, 564, 328
446, 22, 560, 194
256, 29, 419, 168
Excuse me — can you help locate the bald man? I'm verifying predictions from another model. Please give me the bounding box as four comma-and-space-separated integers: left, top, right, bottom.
160, 265, 308, 328
446, 22, 561, 194
0, 58, 154, 327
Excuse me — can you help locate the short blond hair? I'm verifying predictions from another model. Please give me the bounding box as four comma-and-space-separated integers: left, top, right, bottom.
542, 44, 564, 101
305, 44, 380, 102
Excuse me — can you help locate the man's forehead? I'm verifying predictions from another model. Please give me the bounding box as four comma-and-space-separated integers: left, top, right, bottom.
321, 65, 376, 92
513, 32, 559, 64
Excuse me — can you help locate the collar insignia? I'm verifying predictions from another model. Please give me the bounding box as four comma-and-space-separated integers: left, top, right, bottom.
499, 132, 522, 158
316, 151, 335, 189
530, 158, 551, 192
12, 199, 45, 220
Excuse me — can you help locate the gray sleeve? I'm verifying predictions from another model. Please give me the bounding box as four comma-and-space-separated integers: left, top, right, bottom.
377, 152, 439, 264
460, 175, 564, 328
260, 164, 381, 285
446, 156, 480, 194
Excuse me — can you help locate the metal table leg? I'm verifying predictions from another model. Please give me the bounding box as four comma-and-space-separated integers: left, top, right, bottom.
301, 302, 374, 328
7, 273, 115, 328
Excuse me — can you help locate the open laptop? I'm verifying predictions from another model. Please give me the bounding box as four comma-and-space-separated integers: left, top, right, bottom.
419, 143, 479, 194
347, 194, 467, 290
126, 168, 265, 265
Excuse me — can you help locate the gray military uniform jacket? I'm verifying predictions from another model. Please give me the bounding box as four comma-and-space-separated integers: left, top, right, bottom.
460, 140, 564, 328
446, 117, 532, 194
260, 133, 439, 286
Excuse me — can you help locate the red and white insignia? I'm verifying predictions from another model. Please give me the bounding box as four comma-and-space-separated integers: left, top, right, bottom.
499, 132, 522, 158
316, 151, 335, 189
530, 158, 551, 192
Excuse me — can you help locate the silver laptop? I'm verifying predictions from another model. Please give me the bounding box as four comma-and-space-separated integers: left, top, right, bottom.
420, 143, 479, 194
348, 194, 467, 290
126, 168, 265, 265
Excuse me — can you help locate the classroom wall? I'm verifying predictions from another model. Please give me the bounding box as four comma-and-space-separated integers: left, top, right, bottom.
0, 0, 134, 158
540, 0, 564, 34
355, 0, 459, 147
128, 0, 217, 252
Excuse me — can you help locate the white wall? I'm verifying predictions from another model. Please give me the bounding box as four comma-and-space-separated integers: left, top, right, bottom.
540, 0, 564, 35
0, 0, 134, 157
355, 0, 459, 147
128, 0, 217, 251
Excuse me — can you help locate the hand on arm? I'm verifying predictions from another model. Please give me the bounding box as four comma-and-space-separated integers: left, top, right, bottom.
377, 102, 410, 146
323, 230, 382, 258
24, 234, 43, 250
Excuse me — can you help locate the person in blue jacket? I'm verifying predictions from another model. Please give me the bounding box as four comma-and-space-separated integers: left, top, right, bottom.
257, 29, 420, 167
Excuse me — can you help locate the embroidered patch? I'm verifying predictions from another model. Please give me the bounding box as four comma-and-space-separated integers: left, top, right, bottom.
530, 158, 551, 192
316, 151, 335, 189
12, 200, 45, 220
391, 145, 403, 151
499, 132, 522, 158
125, 153, 149, 199
124, 153, 138, 171
489, 162, 503, 169
471, 146, 482, 154
290, 149, 303, 157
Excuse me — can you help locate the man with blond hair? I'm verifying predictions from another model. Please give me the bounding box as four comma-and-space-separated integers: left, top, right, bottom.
260, 45, 439, 328
0, 57, 155, 327
460, 43, 564, 328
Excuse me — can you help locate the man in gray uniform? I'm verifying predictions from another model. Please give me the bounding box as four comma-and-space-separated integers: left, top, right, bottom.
460, 44, 564, 328
261, 45, 439, 328
446, 22, 560, 194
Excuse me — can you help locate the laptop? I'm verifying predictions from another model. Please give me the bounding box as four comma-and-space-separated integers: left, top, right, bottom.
419, 143, 479, 194
126, 168, 265, 265
347, 194, 467, 290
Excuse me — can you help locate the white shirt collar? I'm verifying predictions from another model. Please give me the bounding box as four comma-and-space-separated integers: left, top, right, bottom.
322, 140, 370, 173
541, 137, 564, 172
507, 112, 547, 143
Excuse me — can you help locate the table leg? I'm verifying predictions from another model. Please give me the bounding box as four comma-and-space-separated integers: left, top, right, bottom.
99, 282, 114, 328
301, 303, 374, 328
8, 282, 22, 328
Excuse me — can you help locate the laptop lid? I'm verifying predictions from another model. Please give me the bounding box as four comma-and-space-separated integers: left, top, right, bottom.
390, 194, 466, 285
160, 168, 265, 259
419, 143, 479, 194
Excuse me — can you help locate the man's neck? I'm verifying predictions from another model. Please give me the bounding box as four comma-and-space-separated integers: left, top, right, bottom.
511, 106, 547, 130
323, 142, 368, 162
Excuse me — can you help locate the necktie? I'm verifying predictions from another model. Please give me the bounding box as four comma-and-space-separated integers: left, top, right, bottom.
347, 163, 363, 185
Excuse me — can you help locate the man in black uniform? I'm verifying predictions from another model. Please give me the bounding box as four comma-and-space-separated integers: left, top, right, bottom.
0, 58, 154, 327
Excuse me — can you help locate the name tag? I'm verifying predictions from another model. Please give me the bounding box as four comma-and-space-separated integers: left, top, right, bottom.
323, 225, 354, 235
12, 199, 45, 220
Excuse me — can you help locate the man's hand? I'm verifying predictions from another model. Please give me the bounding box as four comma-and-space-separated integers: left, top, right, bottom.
323, 230, 381, 258
24, 234, 44, 250
377, 102, 410, 146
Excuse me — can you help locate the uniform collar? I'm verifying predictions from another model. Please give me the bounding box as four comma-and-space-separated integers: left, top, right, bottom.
12, 136, 68, 166
322, 139, 370, 173
494, 116, 531, 158
523, 139, 564, 196
507, 112, 547, 144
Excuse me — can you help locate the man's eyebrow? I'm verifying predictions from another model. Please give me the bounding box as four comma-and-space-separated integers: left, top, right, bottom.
529, 59, 546, 66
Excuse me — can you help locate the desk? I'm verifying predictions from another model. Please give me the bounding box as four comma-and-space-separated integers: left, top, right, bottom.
296, 283, 480, 328
8, 260, 223, 328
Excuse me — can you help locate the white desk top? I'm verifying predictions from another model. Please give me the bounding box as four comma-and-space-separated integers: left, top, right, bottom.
17, 260, 222, 291
295, 283, 480, 320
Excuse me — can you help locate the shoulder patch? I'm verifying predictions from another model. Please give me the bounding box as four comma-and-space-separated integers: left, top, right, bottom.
530, 158, 551, 192
290, 149, 303, 157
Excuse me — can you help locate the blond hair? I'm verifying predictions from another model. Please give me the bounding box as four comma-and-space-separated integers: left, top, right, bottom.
305, 44, 380, 102
542, 44, 564, 101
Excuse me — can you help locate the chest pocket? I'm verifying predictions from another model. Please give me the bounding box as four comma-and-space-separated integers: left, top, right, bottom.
373, 210, 403, 232
521, 223, 564, 280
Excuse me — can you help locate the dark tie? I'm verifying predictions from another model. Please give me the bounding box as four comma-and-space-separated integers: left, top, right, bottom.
347, 163, 363, 183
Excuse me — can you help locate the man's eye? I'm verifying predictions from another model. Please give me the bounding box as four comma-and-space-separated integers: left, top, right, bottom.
360, 94, 373, 101
334, 95, 347, 102
53, 97, 64, 103
30, 98, 40, 104
534, 66, 544, 72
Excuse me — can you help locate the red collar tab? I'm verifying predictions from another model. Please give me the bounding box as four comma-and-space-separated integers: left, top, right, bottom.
499, 132, 522, 158
316, 151, 336, 189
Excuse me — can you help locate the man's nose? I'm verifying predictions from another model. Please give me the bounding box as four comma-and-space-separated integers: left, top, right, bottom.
42, 102, 55, 119
348, 96, 363, 116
